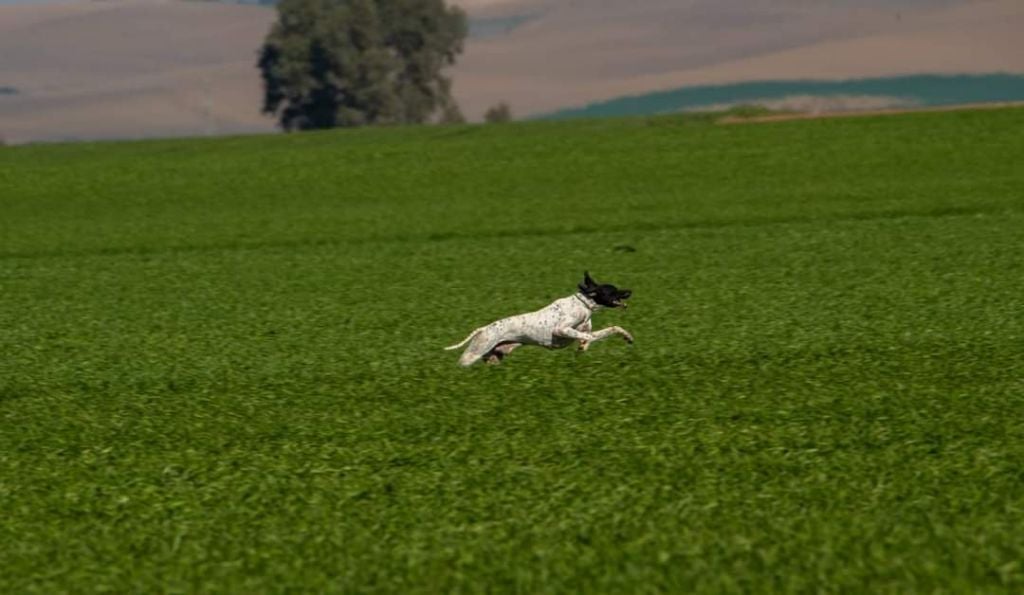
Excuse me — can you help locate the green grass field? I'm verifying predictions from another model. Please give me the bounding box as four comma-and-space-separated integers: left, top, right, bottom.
2, 108, 1023, 592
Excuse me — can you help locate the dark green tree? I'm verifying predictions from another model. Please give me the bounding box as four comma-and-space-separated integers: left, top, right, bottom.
258, 0, 466, 131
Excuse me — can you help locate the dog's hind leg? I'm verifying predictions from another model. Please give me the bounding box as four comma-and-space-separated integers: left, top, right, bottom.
458, 332, 501, 367
484, 342, 522, 365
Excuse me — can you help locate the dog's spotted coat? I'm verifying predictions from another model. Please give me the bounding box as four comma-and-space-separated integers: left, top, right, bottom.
445, 273, 633, 367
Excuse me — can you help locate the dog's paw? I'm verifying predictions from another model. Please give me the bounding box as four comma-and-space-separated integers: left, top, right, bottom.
578, 341, 590, 352
622, 332, 634, 344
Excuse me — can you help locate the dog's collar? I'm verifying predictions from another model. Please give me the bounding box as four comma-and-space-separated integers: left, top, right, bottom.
573, 292, 599, 311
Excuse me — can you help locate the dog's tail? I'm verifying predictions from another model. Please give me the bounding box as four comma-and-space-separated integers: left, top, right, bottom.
444, 327, 484, 351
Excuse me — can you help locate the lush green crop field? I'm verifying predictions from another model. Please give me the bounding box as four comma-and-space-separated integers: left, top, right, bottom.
2, 108, 1023, 592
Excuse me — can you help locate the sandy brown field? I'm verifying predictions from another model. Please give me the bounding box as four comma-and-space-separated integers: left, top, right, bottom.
1, 0, 1022, 143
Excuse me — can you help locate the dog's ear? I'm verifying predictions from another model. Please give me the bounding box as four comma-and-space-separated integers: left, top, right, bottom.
578, 271, 597, 294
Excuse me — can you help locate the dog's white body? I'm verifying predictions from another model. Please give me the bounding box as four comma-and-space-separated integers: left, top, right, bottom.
445, 292, 633, 367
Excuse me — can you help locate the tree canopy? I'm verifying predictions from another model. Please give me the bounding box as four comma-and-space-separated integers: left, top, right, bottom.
258, 0, 467, 130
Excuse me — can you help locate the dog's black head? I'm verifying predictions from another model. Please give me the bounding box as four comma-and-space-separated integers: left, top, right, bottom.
578, 271, 631, 309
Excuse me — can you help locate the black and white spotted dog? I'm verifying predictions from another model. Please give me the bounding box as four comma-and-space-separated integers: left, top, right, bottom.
445, 272, 633, 367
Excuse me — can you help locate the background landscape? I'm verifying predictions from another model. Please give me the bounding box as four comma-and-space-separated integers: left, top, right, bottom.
1, 0, 1023, 143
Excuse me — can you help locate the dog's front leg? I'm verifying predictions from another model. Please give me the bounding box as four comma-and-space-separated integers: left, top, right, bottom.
555, 326, 633, 347
576, 320, 593, 351
591, 326, 634, 344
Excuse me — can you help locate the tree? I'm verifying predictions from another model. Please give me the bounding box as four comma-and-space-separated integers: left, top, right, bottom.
258, 0, 467, 131
484, 102, 512, 123
439, 102, 466, 125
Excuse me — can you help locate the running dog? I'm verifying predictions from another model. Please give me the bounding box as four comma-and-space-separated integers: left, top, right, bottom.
445, 272, 633, 367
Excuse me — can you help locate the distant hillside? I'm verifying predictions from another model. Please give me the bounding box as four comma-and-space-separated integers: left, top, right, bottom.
0, 0, 276, 144
0, 0, 1022, 143
453, 0, 1024, 114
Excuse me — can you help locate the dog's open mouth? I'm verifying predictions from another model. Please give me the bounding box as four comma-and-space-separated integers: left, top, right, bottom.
614, 290, 631, 309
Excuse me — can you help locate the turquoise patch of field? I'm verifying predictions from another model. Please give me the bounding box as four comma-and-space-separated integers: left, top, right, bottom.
1, 108, 1023, 591
542, 73, 1024, 119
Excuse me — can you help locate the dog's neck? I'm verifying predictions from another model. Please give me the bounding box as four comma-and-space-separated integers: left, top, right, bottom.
573, 292, 600, 311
